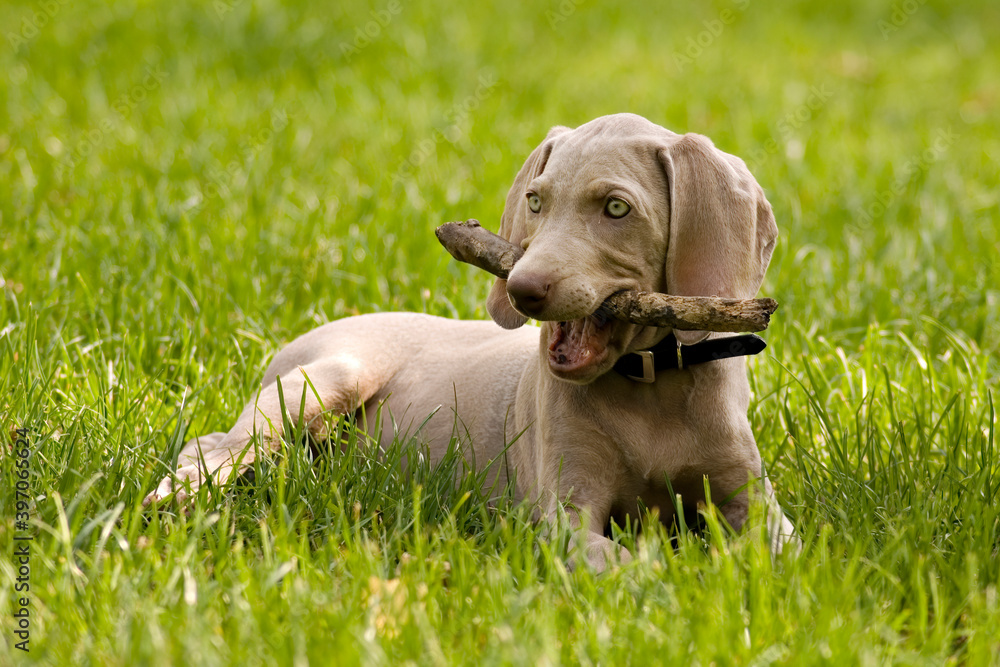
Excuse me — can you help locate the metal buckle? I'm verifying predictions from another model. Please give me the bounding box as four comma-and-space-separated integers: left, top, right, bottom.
626, 350, 656, 383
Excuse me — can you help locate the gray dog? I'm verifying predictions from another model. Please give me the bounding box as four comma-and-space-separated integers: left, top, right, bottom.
147, 113, 797, 569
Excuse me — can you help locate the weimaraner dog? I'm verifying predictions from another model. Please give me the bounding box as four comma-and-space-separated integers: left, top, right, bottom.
147, 113, 796, 568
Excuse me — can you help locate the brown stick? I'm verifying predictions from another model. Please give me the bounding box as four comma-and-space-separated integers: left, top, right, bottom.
435, 220, 778, 332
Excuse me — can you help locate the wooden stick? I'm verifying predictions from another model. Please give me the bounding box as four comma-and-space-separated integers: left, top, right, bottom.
435, 219, 524, 279
435, 220, 778, 332
599, 291, 778, 332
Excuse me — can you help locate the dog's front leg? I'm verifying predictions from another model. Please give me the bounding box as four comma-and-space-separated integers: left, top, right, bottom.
520, 398, 633, 572
535, 484, 632, 573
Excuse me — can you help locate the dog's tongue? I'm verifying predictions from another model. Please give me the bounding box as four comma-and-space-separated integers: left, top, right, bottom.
548, 314, 613, 372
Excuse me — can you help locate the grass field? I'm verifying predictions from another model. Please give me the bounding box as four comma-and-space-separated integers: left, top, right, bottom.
2, 0, 1000, 664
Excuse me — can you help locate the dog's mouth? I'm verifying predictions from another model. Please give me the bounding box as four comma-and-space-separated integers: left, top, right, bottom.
547, 310, 615, 379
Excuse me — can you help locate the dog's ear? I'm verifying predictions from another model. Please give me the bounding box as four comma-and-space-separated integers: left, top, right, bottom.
658, 133, 778, 344
487, 125, 570, 329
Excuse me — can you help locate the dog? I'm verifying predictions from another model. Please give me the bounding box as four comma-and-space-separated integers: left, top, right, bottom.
146, 113, 796, 569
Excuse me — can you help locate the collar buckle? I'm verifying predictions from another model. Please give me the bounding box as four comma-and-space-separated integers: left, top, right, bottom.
625, 350, 656, 383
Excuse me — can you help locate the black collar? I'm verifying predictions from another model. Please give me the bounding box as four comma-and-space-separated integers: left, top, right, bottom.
612, 333, 767, 383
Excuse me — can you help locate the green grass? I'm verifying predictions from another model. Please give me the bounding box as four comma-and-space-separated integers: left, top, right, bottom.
2, 0, 1000, 663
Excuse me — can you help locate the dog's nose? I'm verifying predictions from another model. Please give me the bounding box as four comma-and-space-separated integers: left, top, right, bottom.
506, 272, 550, 317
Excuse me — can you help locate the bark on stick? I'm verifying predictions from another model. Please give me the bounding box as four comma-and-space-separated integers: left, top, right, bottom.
435, 219, 778, 332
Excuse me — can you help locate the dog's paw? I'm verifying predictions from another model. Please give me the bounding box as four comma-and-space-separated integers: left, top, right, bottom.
767, 510, 801, 556
579, 533, 632, 573
142, 465, 207, 507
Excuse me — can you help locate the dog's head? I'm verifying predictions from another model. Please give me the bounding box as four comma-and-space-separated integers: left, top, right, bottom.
487, 113, 778, 384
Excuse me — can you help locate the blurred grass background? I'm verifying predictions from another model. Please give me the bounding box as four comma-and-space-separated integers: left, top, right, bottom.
1, 0, 999, 664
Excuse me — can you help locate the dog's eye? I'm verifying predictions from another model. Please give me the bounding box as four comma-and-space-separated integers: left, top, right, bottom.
604, 197, 631, 219
526, 193, 542, 213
